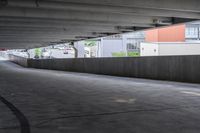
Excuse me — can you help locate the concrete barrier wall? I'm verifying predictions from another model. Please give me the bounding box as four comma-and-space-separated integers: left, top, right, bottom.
8, 54, 28, 67
9, 55, 200, 83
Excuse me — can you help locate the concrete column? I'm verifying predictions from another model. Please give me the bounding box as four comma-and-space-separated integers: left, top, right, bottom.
74, 41, 85, 58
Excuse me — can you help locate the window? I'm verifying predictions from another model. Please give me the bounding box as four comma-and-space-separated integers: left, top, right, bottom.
186, 26, 199, 39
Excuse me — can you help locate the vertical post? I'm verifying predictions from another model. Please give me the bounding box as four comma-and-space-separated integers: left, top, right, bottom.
26, 49, 30, 58
198, 25, 200, 40
70, 42, 78, 58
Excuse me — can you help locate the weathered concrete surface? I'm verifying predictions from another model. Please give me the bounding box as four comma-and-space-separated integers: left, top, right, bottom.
1, 59, 200, 133
27, 55, 200, 83
0, 0, 199, 49
8, 55, 28, 67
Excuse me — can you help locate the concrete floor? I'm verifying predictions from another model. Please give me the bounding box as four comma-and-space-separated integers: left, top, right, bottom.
1, 58, 200, 133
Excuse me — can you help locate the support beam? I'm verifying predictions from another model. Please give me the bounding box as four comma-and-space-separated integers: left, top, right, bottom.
0, 0, 199, 49
42, 0, 200, 12
0, 7, 171, 24
5, 0, 200, 19
0, 19, 155, 29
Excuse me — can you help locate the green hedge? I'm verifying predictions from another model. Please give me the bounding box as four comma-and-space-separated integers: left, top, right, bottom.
112, 52, 126, 57
127, 52, 140, 57
112, 52, 140, 57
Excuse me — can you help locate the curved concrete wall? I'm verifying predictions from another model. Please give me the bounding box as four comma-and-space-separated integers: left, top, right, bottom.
8, 54, 28, 67
9, 55, 200, 83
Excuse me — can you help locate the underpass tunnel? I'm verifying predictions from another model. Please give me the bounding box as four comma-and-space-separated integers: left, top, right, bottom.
1, 0, 200, 133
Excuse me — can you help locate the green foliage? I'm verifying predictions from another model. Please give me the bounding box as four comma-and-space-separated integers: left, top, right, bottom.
127, 52, 140, 57
34, 48, 41, 56
84, 40, 97, 47
112, 52, 126, 57
112, 52, 140, 57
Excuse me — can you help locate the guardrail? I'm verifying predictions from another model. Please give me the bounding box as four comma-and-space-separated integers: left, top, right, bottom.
9, 54, 200, 84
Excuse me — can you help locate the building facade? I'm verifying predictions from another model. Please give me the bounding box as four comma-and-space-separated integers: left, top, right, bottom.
145, 21, 200, 42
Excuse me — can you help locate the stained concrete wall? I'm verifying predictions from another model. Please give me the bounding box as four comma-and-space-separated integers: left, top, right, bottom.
9, 55, 200, 84
8, 54, 28, 67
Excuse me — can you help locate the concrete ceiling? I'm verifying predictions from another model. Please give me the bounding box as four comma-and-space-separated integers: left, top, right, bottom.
0, 0, 199, 49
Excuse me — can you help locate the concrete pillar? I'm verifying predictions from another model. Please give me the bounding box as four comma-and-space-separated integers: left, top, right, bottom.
74, 41, 85, 58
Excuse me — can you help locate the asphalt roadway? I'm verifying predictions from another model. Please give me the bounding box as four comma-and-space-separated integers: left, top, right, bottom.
0, 58, 200, 133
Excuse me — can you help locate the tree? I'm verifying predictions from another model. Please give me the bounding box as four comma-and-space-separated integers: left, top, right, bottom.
34, 48, 41, 59
84, 40, 96, 47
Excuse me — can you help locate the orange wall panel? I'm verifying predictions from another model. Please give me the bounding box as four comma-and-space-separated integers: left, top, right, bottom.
145, 24, 186, 42
145, 29, 159, 42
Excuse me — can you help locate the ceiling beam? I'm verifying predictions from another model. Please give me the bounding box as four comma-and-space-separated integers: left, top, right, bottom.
4, 0, 200, 19
42, 0, 200, 12
0, 7, 171, 24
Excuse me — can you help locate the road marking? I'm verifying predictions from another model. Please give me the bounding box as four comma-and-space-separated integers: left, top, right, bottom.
0, 95, 30, 133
